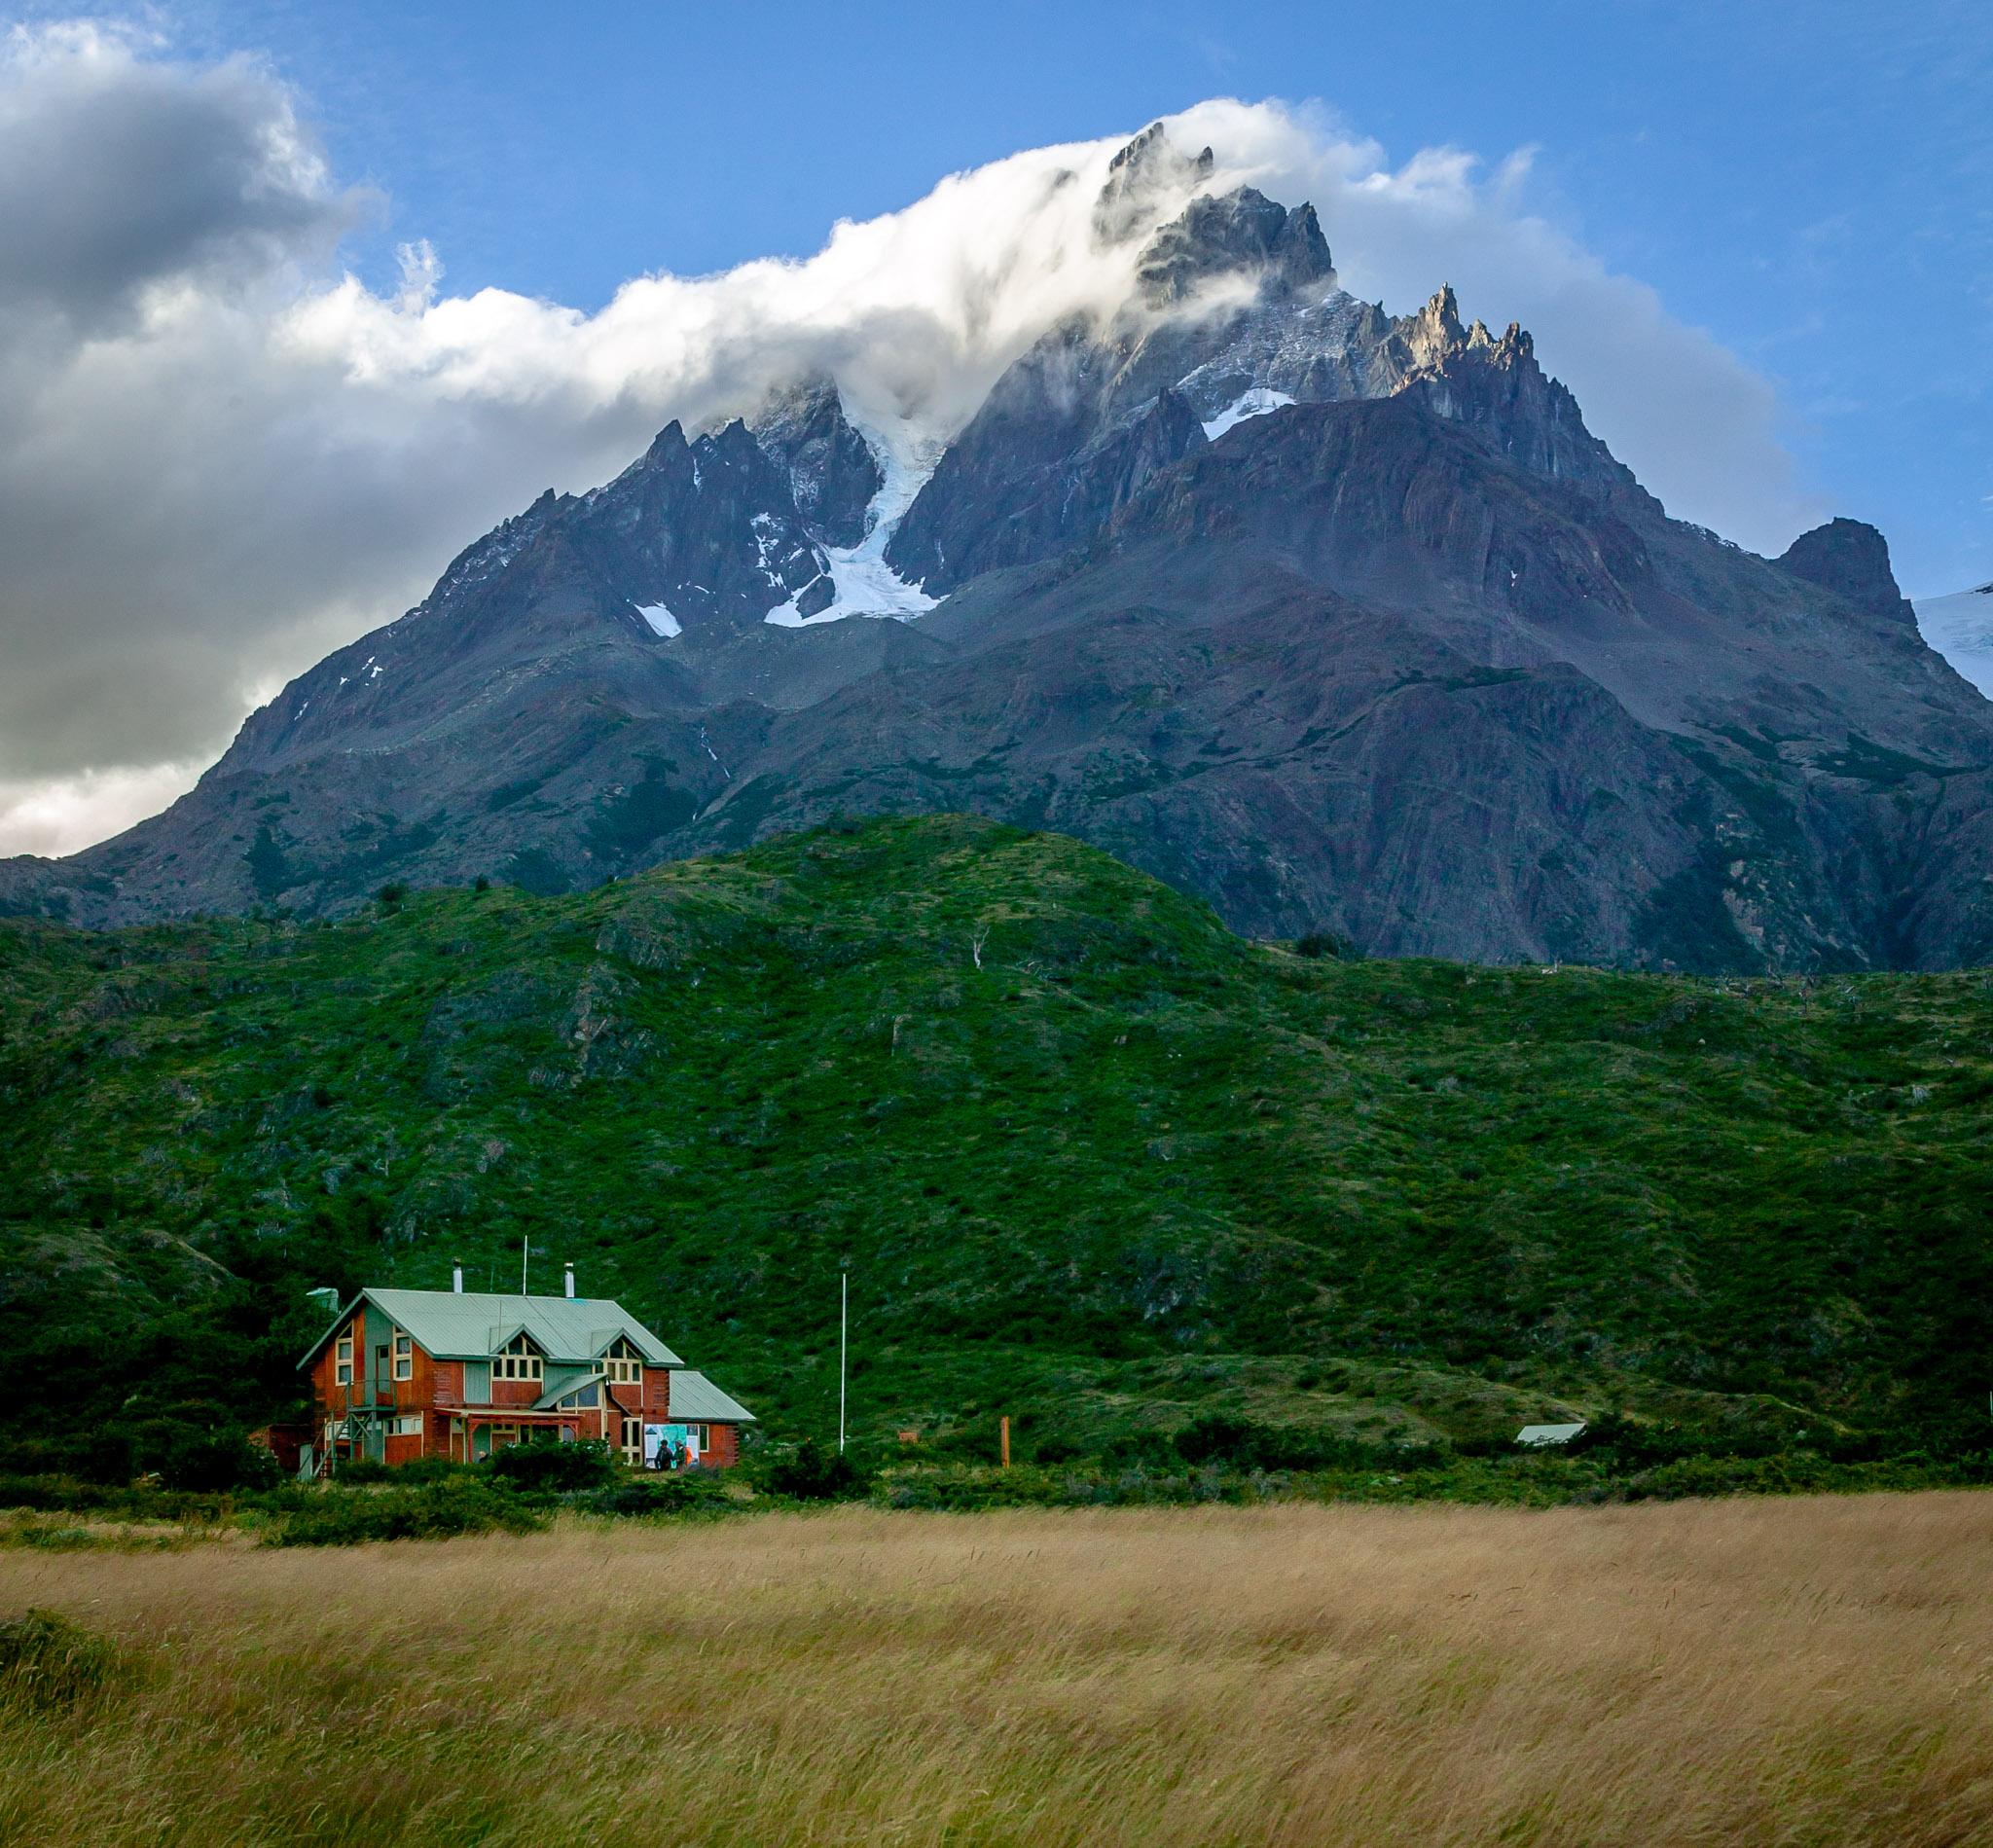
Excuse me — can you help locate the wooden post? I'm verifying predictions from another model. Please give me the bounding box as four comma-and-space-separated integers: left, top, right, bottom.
1000, 1415, 1010, 1469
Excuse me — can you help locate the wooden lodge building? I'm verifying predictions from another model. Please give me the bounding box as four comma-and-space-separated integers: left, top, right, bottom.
298, 1269, 754, 1477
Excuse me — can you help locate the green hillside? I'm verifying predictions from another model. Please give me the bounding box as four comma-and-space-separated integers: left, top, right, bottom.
3, 813, 1991, 1463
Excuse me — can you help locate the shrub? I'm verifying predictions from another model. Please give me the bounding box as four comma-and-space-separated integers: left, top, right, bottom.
391, 1455, 473, 1485
332, 1457, 393, 1485
1030, 1434, 1084, 1466
158, 1430, 284, 1494
0, 1610, 120, 1712
485, 1438, 615, 1495
268, 1482, 545, 1546
764, 1441, 868, 1500
596, 1472, 734, 1517
1174, 1415, 1256, 1467
80, 1430, 136, 1485
1173, 1414, 1446, 1473
1103, 1431, 1178, 1470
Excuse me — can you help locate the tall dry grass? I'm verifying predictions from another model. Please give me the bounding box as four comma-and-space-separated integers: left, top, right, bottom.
0, 1493, 1990, 1845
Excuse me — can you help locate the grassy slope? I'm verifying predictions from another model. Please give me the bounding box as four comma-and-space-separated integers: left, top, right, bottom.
3, 813, 1991, 1453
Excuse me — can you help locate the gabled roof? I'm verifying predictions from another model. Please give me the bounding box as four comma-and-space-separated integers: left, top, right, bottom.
668, 1370, 757, 1424
297, 1288, 684, 1371
1516, 1422, 1587, 1447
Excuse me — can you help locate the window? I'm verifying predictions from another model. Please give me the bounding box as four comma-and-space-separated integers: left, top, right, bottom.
599, 1337, 643, 1386
391, 1414, 422, 1436
392, 1331, 413, 1381
334, 1334, 353, 1387
493, 1333, 543, 1382
620, 1417, 642, 1467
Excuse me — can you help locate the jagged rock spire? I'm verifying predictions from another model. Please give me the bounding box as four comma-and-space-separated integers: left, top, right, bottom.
1092, 123, 1215, 247
1134, 188, 1335, 308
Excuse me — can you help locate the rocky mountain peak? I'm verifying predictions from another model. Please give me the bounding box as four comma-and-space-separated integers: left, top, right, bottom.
748, 379, 883, 549
1776, 519, 1915, 625
1401, 283, 1466, 369
1092, 123, 1216, 248
1384, 287, 1635, 505
1134, 187, 1335, 308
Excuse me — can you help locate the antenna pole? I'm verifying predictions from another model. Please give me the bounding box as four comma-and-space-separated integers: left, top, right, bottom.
839, 1266, 849, 1455
522, 1236, 529, 1297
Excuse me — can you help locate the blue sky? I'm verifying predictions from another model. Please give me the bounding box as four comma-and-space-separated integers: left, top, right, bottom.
142, 0, 1987, 595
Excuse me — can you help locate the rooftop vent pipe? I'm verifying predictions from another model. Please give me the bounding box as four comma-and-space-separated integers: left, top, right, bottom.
453, 1262, 463, 1294
564, 1262, 576, 1299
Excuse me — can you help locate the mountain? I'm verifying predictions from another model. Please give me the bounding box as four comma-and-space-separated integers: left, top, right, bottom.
5, 125, 1993, 973
4, 814, 1991, 1451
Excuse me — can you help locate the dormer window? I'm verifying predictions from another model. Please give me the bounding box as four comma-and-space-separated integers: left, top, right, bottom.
392, 1331, 413, 1381
494, 1333, 543, 1382
599, 1337, 643, 1386
334, 1334, 354, 1386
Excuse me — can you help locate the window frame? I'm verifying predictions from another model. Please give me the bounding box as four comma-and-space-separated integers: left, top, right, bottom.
334, 1334, 353, 1388
494, 1333, 544, 1383
599, 1337, 643, 1386
392, 1330, 414, 1382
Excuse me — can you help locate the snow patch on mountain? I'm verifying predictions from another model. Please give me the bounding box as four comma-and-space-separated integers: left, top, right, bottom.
634, 603, 681, 637
1202, 386, 1296, 442
766, 402, 943, 628
1913, 584, 1993, 698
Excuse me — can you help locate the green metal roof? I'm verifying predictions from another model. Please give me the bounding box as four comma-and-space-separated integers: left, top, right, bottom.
297, 1288, 684, 1371
667, 1370, 757, 1424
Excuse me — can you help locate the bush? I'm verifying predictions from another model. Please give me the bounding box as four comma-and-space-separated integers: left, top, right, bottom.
764, 1441, 868, 1500
1103, 1430, 1178, 1470
485, 1438, 615, 1495
269, 1482, 545, 1546
332, 1457, 393, 1484
0, 1610, 120, 1711
158, 1429, 284, 1494
391, 1455, 473, 1485
1173, 1415, 1257, 1467
595, 1473, 734, 1517
80, 1430, 137, 1486
1173, 1413, 1445, 1473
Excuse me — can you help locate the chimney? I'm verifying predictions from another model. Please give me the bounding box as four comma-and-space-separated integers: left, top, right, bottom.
453, 1262, 463, 1294
564, 1262, 576, 1299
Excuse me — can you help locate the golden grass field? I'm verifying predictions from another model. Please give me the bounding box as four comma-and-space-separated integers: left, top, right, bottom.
2, 1493, 1991, 1846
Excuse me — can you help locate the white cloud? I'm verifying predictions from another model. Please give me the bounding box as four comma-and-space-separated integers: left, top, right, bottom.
0, 757, 205, 858
0, 33, 1820, 858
